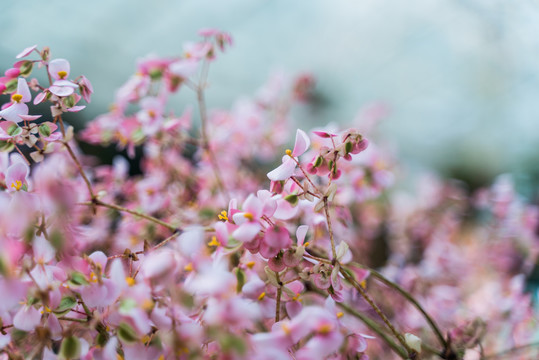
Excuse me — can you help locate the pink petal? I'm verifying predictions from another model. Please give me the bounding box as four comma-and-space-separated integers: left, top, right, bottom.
267, 158, 296, 181
169, 59, 199, 79
273, 198, 299, 220
13, 305, 42, 331
48, 59, 70, 80
19, 114, 41, 121
66, 105, 86, 112
17, 78, 31, 102
49, 85, 74, 97
33, 91, 47, 105
313, 130, 337, 138
296, 225, 309, 246
16, 45, 37, 59
292, 129, 310, 157
232, 222, 261, 243
0, 103, 28, 123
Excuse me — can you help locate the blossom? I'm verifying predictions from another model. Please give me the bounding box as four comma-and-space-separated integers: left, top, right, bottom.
48, 59, 78, 97
0, 78, 32, 122
267, 129, 311, 181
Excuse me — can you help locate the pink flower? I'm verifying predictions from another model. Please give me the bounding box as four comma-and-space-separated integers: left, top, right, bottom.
48, 59, 78, 97
267, 129, 310, 181
0, 78, 32, 123
5, 160, 29, 193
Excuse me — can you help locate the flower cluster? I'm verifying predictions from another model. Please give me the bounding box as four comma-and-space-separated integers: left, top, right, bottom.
0, 30, 537, 360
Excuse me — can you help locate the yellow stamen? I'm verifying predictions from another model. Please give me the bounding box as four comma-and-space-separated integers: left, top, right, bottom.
11, 93, 23, 103
184, 263, 193, 272
285, 149, 292, 156
208, 236, 220, 247
246, 261, 256, 269
257, 292, 266, 301
292, 293, 301, 302
116, 354, 124, 360
218, 210, 228, 221
125, 277, 136, 286
303, 241, 309, 247
89, 271, 98, 283
318, 323, 333, 334
243, 212, 254, 221
336, 312, 344, 319
141, 335, 151, 344
148, 110, 156, 118
281, 323, 291, 335
142, 299, 154, 311
11, 180, 22, 191
158, 356, 165, 360
57, 70, 68, 79
360, 280, 367, 289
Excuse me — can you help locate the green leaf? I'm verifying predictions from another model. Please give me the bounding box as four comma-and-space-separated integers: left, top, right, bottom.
7, 124, 22, 136
69, 272, 89, 286
284, 194, 299, 206
5, 79, 17, 93
0, 141, 14, 153
313, 155, 322, 167
39, 123, 52, 137
149, 68, 162, 80
19, 61, 33, 77
345, 141, 353, 154
235, 268, 246, 293
59, 336, 81, 360
117, 322, 139, 343
53, 296, 77, 315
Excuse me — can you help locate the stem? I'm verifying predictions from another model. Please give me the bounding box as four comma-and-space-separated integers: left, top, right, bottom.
58, 316, 88, 323
275, 272, 282, 323
63, 139, 95, 200
195, 60, 229, 202
311, 287, 408, 359
482, 342, 539, 359
323, 198, 338, 260
340, 268, 413, 356
360, 264, 447, 349
79, 199, 180, 233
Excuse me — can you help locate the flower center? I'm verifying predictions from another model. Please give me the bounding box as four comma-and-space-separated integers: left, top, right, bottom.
10, 180, 22, 191
243, 212, 254, 221
218, 210, 228, 221
11, 93, 23, 103
57, 70, 68, 79
317, 323, 333, 335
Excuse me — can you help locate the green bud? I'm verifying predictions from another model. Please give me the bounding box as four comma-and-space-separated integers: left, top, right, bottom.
284, 193, 299, 206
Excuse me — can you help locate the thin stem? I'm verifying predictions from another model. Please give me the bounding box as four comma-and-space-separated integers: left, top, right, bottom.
482, 342, 539, 359
152, 231, 181, 250
79, 199, 180, 233
311, 287, 408, 359
275, 272, 282, 323
323, 198, 338, 260
340, 268, 413, 357
195, 60, 229, 202
63, 140, 95, 200
359, 264, 447, 349
58, 316, 88, 323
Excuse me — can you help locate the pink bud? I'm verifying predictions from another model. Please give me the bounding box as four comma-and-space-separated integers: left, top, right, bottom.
4, 68, 20, 79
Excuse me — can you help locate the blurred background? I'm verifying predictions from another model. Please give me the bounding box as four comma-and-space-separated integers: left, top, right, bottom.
2, 0, 539, 194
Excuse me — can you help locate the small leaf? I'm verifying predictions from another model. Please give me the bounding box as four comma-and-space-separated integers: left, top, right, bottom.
19, 61, 33, 77
59, 336, 81, 360
314, 199, 325, 212
5, 79, 18, 93
345, 141, 353, 154
7, 124, 22, 136
235, 268, 246, 293
284, 193, 299, 206
117, 322, 139, 343
53, 296, 77, 315
69, 272, 89, 286
313, 155, 322, 167
38, 124, 51, 137
0, 141, 14, 152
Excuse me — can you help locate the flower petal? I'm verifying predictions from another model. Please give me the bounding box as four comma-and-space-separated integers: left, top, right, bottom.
267, 158, 296, 181
292, 129, 310, 157
17, 78, 31, 102
16, 45, 37, 59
